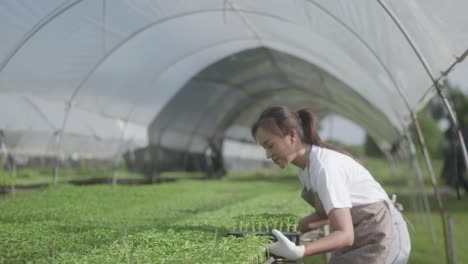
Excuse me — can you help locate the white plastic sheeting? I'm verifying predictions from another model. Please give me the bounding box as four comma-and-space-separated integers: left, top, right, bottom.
0, 0, 467, 159
0, 94, 146, 158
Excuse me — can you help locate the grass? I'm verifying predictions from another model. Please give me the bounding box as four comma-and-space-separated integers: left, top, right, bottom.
0, 178, 308, 263
0, 156, 466, 263
0, 167, 145, 187
362, 157, 467, 264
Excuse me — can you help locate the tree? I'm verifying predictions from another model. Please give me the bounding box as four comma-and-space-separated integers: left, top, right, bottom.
412, 107, 445, 159
364, 134, 383, 158
438, 80, 468, 191
363, 89, 446, 159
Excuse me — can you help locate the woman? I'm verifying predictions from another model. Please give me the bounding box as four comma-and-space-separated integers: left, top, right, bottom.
251, 106, 411, 264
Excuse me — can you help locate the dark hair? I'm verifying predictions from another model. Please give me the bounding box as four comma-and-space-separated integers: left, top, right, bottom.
251, 106, 358, 161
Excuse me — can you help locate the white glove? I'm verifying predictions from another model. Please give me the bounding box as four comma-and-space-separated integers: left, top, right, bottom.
268, 229, 305, 260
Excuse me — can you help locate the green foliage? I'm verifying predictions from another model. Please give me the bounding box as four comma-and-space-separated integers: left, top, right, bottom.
363, 81, 468, 160
362, 97, 446, 160
0, 154, 4, 173
413, 108, 445, 159
0, 167, 145, 187
324, 139, 365, 159
1, 158, 467, 263
446, 83, 468, 129
0, 178, 308, 263
364, 134, 383, 158
361, 157, 467, 264
426, 80, 468, 137
226, 163, 298, 181
231, 214, 299, 232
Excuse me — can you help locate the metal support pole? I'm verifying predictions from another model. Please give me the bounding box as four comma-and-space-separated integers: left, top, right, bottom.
0, 139, 10, 197
323, 225, 331, 263
383, 152, 398, 187
53, 130, 62, 185
447, 215, 456, 264
376, 3, 463, 261
111, 166, 118, 186
412, 116, 451, 264
10, 161, 16, 199
112, 119, 132, 186
405, 130, 436, 243
112, 143, 120, 186
377, 0, 468, 194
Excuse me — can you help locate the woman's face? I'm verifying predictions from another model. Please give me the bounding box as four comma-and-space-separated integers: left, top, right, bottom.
255, 126, 298, 169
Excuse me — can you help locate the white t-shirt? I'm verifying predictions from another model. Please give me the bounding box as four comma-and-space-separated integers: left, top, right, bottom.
298, 145, 389, 215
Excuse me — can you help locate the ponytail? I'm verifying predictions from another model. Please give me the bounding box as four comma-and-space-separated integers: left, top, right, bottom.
296, 109, 320, 145
297, 108, 361, 163
252, 106, 360, 163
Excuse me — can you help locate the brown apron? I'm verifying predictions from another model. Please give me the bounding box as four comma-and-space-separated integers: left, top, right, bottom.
301, 188, 392, 264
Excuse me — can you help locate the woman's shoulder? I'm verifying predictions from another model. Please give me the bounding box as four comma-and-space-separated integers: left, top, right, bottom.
314, 146, 366, 173
314, 145, 349, 163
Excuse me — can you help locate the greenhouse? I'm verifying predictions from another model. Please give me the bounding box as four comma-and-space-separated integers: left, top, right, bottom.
1, 1, 467, 263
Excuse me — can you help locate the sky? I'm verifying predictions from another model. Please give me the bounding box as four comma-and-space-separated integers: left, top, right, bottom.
320, 58, 468, 146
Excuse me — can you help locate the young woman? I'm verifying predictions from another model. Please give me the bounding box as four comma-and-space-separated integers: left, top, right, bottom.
251, 106, 411, 264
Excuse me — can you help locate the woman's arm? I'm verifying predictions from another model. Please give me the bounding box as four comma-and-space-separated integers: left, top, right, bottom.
298, 211, 329, 233
304, 207, 354, 256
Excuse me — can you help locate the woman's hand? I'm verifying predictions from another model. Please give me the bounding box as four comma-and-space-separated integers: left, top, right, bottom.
268, 229, 305, 260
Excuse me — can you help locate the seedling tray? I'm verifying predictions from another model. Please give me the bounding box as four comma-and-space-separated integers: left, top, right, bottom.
227, 231, 300, 245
